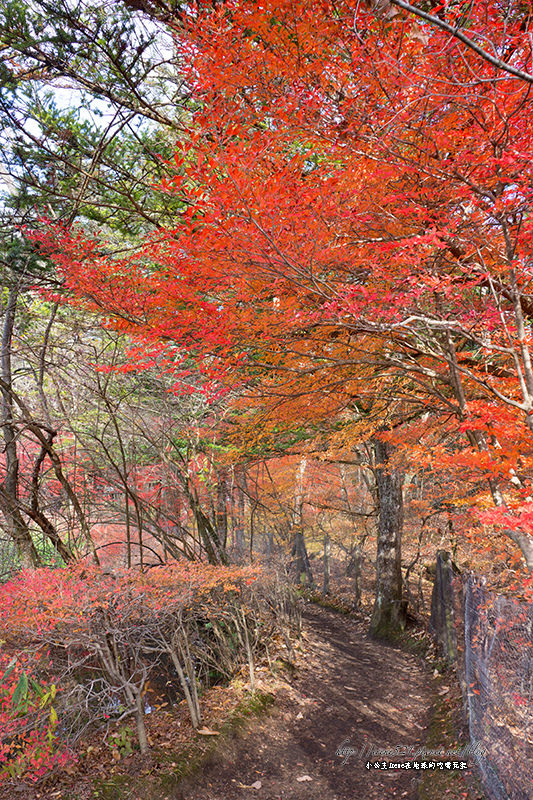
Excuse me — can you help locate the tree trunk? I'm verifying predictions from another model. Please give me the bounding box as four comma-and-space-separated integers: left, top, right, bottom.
195, 505, 228, 565
169, 640, 202, 729
347, 544, 362, 610
134, 691, 149, 755
232, 480, 245, 557
215, 469, 228, 550
0, 283, 40, 568
369, 437, 406, 639
291, 527, 314, 586
290, 457, 314, 586
265, 525, 274, 557
429, 550, 458, 664
322, 531, 330, 594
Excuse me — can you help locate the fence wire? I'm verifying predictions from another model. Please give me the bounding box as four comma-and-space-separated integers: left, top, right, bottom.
462, 578, 533, 800
433, 567, 533, 800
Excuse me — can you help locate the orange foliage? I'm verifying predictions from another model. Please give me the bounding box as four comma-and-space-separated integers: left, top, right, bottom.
33, 1, 533, 572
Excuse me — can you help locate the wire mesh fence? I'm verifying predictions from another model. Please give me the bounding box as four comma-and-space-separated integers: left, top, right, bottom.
431, 558, 533, 800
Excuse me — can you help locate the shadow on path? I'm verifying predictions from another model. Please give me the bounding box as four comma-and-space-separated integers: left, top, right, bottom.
176, 603, 432, 800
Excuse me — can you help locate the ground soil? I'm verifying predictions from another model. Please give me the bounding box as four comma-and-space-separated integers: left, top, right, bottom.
175, 603, 462, 800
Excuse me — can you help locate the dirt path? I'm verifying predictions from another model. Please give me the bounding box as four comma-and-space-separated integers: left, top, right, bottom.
176, 604, 433, 800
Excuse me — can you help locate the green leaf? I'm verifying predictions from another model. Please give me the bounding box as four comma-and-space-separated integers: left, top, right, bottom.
11, 671, 28, 709
30, 677, 45, 697
0, 656, 18, 686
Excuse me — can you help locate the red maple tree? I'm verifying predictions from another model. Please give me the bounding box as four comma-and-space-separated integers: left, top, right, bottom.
33, 1, 533, 595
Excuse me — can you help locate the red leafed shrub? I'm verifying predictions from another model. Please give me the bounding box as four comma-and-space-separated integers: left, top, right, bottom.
0, 652, 69, 783
0, 561, 294, 785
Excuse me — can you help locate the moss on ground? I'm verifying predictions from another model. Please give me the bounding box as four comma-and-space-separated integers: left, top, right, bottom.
302, 589, 357, 616
91, 690, 275, 800
417, 676, 486, 800
396, 628, 432, 658
92, 774, 130, 800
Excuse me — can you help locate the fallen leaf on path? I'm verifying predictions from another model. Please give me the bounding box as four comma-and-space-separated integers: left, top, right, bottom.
296, 775, 313, 782
196, 728, 220, 735
251, 780, 262, 789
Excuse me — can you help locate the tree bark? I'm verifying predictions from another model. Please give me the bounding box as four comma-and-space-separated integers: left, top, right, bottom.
369, 437, 406, 639
347, 544, 363, 610
195, 504, 228, 565
290, 458, 314, 586
232, 479, 245, 557
215, 468, 228, 550
322, 531, 330, 594
134, 691, 149, 755
0, 283, 40, 568
291, 526, 314, 586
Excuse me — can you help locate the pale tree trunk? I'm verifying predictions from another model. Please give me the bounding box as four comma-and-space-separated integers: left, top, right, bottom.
134, 692, 149, 755
290, 457, 314, 586
347, 544, 363, 610
322, 531, 330, 594
169, 630, 202, 729
232, 479, 245, 557
340, 464, 366, 608
265, 522, 274, 558
215, 468, 228, 550
0, 283, 40, 568
369, 437, 406, 639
